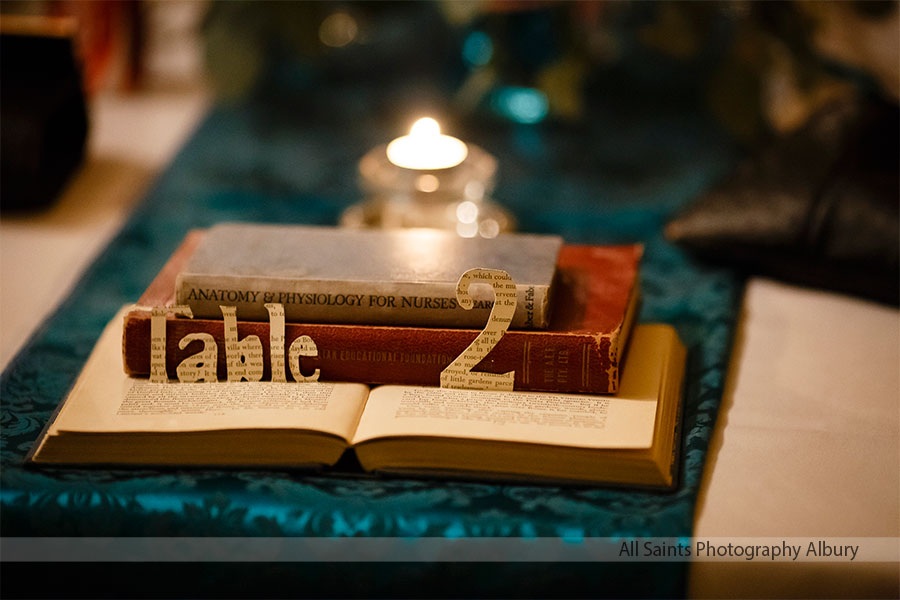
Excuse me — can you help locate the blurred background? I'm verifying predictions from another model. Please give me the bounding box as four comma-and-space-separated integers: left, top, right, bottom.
4, 1, 897, 130
1, 0, 898, 366
1, 5, 898, 597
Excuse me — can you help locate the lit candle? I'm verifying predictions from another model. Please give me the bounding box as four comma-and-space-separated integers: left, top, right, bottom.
345, 116, 511, 233
386, 118, 468, 170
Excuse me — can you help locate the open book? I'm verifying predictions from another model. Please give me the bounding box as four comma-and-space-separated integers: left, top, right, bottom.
30, 307, 686, 488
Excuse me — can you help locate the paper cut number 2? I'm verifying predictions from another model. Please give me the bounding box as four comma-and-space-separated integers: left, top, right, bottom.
439, 268, 516, 391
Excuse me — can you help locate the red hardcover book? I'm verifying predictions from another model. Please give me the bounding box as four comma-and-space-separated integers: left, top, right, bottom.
122, 231, 641, 394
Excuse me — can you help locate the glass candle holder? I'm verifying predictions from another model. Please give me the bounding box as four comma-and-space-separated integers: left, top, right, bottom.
341, 119, 515, 236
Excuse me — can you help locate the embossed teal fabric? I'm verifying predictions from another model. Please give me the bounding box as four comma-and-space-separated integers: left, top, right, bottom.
1, 89, 740, 596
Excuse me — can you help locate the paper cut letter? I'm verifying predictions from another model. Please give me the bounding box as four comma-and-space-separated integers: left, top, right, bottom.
288, 335, 320, 382
440, 268, 516, 391
220, 305, 264, 382
149, 305, 193, 383
265, 303, 287, 383
176, 333, 218, 382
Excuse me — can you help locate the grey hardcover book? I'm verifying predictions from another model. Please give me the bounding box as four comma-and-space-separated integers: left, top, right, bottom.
174, 223, 563, 329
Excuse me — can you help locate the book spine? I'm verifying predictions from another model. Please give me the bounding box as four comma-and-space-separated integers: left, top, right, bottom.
122, 314, 616, 394
174, 276, 551, 330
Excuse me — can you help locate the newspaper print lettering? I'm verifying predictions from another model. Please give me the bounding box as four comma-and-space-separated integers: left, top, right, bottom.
440, 268, 516, 391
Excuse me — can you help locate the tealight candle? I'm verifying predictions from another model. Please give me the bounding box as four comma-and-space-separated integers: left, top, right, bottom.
385, 118, 468, 170
342, 117, 514, 235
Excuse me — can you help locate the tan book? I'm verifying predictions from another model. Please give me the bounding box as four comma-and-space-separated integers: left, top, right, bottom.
175, 223, 562, 329
30, 307, 686, 488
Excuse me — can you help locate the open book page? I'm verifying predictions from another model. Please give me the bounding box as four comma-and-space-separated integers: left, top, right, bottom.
48, 306, 369, 441
353, 326, 672, 450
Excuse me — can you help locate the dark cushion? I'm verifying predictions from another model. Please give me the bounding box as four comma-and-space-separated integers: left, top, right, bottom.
666, 97, 899, 305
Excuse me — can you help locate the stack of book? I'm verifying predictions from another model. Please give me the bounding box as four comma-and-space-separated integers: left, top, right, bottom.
30, 224, 686, 488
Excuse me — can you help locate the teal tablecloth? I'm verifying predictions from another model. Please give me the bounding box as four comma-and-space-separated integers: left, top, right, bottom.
1, 82, 740, 596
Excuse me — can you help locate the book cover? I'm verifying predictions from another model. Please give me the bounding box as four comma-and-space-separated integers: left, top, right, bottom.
36, 307, 686, 488
175, 223, 563, 329
124, 231, 642, 394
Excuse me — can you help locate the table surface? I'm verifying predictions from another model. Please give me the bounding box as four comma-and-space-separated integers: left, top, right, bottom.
1, 89, 897, 598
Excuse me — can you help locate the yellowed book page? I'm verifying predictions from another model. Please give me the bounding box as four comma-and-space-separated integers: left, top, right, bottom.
353, 325, 674, 450
49, 306, 369, 441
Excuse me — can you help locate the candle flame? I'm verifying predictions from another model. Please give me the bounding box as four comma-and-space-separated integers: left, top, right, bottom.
386, 117, 468, 170
410, 117, 441, 138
